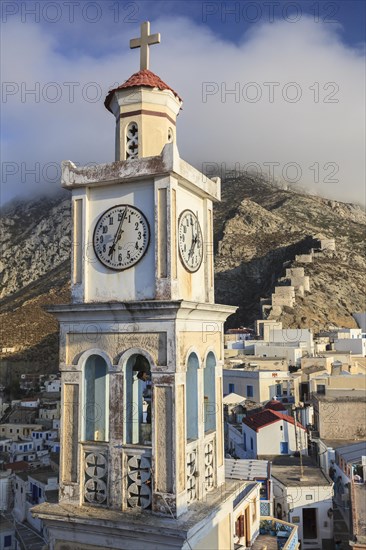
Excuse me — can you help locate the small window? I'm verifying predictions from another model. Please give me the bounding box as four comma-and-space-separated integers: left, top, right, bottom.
4, 535, 12, 547
246, 385, 254, 398
229, 383, 235, 393
243, 432, 247, 451
250, 437, 254, 450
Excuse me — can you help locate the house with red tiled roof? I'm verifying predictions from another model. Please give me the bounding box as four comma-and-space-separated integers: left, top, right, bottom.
264, 399, 289, 414
241, 409, 308, 459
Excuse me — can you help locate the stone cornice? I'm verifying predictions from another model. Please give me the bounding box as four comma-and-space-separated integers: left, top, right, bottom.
61, 143, 220, 201
46, 300, 237, 323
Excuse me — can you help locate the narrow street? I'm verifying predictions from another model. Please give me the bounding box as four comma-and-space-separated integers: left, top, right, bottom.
3, 514, 46, 550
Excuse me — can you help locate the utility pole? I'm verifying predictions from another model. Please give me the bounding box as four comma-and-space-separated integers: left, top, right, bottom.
292, 406, 304, 480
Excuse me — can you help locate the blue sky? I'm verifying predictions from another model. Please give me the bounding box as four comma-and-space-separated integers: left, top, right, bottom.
1, 0, 365, 205
3, 1, 364, 55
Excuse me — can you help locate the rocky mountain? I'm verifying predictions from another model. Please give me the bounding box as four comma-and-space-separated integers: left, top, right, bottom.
215, 175, 366, 329
0, 194, 70, 381
0, 175, 365, 379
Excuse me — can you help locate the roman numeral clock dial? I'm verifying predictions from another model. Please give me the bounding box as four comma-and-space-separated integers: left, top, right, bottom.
93, 205, 150, 270
178, 210, 203, 272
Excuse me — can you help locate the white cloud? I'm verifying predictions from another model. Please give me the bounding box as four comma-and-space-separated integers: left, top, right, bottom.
1, 15, 365, 205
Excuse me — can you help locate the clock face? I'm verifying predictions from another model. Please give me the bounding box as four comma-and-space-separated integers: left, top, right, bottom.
93, 205, 150, 271
178, 210, 203, 273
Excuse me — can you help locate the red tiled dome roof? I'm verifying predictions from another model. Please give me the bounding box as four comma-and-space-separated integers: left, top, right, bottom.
105, 69, 182, 112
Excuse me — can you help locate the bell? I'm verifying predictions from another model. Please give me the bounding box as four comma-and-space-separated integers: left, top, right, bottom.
133, 355, 150, 372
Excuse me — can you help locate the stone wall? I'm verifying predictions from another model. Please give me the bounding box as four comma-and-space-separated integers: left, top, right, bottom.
262, 237, 336, 321
314, 396, 366, 439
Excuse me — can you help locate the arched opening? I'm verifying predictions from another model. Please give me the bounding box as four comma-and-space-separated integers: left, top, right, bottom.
84, 354, 108, 442
186, 352, 199, 441
204, 352, 216, 433
124, 354, 151, 445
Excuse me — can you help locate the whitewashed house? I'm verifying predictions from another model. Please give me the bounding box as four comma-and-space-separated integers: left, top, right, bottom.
332, 441, 366, 529
20, 398, 40, 408
13, 471, 28, 523
264, 328, 314, 356
223, 366, 296, 403
0, 470, 12, 511
0, 517, 16, 550
10, 439, 36, 462
0, 437, 12, 453
241, 409, 307, 459
272, 455, 333, 549
38, 401, 61, 421
31, 429, 57, 444
13, 468, 59, 534
335, 337, 366, 355
225, 458, 273, 517
45, 379, 61, 393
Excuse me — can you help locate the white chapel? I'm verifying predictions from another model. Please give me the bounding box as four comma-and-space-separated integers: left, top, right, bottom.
33, 21, 261, 550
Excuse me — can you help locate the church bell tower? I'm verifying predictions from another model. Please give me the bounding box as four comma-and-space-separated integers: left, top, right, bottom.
33, 21, 260, 550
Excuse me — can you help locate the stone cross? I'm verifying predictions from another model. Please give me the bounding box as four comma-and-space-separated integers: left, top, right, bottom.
130, 21, 161, 71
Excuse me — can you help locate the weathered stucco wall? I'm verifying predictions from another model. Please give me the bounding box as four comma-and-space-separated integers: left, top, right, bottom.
315, 397, 366, 439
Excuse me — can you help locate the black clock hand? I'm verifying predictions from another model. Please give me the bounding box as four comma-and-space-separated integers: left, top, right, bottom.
188, 234, 198, 258
108, 207, 127, 256
188, 214, 200, 258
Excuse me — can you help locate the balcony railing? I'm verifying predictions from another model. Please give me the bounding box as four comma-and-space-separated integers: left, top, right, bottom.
124, 444, 152, 510
81, 442, 109, 506
258, 517, 299, 550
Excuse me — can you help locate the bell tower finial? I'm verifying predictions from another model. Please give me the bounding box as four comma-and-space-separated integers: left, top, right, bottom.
130, 21, 161, 71
105, 21, 182, 161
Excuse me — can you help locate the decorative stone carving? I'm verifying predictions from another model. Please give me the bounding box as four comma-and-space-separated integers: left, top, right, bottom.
126, 455, 152, 509
126, 122, 138, 159
186, 450, 197, 503
63, 372, 80, 384
84, 450, 108, 505
204, 441, 215, 491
